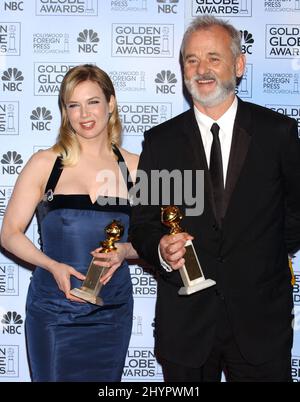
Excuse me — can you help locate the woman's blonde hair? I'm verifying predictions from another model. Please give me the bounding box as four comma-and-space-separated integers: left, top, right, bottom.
52, 64, 122, 166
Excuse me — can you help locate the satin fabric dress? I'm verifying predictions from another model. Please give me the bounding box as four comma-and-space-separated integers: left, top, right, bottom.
25, 149, 133, 382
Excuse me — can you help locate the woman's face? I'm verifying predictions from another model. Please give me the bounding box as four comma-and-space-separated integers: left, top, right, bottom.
65, 80, 114, 141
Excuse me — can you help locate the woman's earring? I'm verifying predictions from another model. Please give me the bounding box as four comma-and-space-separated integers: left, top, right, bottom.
108, 112, 112, 119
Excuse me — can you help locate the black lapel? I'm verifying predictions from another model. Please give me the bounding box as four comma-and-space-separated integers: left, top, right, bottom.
223, 98, 252, 217
183, 109, 216, 218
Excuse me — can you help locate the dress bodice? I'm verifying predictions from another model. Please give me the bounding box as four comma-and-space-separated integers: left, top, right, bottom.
32, 146, 133, 306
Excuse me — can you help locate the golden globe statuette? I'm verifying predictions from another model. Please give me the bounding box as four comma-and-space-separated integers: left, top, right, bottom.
70, 220, 124, 306
161, 206, 216, 295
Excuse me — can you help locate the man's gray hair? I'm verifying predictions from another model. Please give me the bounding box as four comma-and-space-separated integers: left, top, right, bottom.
181, 15, 242, 59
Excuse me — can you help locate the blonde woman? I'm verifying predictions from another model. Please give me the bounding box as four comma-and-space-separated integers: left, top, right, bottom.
1, 64, 139, 381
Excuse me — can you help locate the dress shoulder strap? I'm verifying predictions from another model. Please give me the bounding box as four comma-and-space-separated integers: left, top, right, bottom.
112, 145, 134, 193
44, 155, 64, 194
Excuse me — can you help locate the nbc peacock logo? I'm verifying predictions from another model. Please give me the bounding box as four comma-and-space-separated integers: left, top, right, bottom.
157, 0, 179, 14
1, 311, 23, 335
155, 70, 177, 94
77, 29, 99, 53
1, 67, 24, 91
2, 1, 24, 11
30, 107, 52, 131
1, 151, 23, 175
240, 30, 254, 55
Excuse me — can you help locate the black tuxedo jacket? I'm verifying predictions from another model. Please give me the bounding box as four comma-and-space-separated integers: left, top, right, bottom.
130, 98, 300, 367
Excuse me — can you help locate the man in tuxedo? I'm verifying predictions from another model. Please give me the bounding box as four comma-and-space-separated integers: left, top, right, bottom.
130, 16, 300, 381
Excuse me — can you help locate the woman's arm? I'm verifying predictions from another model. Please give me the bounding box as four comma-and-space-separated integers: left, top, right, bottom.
1, 151, 57, 270
0, 150, 86, 301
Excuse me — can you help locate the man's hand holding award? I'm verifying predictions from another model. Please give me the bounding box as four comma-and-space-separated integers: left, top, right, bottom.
161, 206, 216, 295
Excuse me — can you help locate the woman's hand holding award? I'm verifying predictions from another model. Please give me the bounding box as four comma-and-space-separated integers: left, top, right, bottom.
70, 220, 124, 306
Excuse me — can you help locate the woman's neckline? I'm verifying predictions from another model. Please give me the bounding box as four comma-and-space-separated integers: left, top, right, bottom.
47, 193, 129, 205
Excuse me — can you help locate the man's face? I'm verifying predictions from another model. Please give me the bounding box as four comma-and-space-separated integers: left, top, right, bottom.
183, 25, 244, 109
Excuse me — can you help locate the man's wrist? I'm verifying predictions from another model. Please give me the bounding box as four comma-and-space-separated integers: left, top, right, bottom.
158, 245, 173, 272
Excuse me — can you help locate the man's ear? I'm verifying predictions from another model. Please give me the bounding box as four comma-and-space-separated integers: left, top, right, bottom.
236, 53, 246, 78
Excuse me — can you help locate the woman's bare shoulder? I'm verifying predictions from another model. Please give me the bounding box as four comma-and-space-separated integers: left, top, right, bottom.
22, 148, 60, 180
28, 148, 59, 167
10, 148, 61, 200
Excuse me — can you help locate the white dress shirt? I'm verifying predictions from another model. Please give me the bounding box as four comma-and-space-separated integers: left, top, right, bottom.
158, 97, 238, 272
194, 96, 238, 184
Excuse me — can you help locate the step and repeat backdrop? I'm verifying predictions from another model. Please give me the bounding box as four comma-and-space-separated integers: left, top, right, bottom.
0, 0, 300, 382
